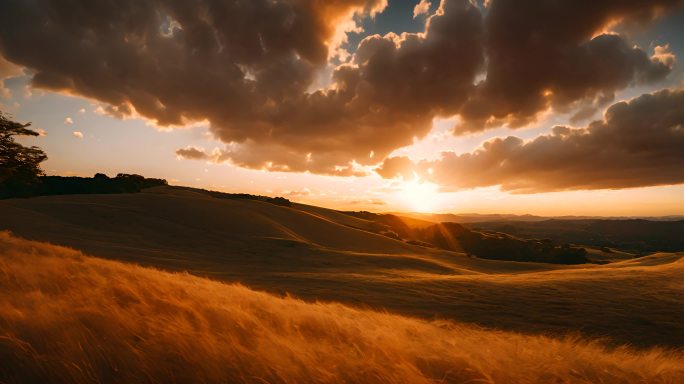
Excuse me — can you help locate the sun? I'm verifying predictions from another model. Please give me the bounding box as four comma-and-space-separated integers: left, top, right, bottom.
399, 179, 440, 213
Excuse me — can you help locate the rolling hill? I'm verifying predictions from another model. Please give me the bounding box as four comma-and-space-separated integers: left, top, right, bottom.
1, 186, 683, 349
467, 219, 684, 253
1, 232, 682, 383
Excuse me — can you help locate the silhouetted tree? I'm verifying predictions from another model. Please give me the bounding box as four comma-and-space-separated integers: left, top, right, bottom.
0, 112, 47, 197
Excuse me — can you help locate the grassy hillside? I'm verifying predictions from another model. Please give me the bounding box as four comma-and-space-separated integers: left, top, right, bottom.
339, 211, 590, 264
1, 232, 682, 384
1, 187, 683, 348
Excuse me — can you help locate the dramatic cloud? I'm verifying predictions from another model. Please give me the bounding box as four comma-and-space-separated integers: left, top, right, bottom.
457, 0, 680, 131
162, 0, 482, 174
0, 0, 389, 171
176, 143, 368, 176
72, 131, 83, 139
0, 0, 481, 174
0, 0, 682, 175
378, 89, 684, 193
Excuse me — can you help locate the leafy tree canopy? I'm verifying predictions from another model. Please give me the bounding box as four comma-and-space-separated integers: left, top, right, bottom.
0, 112, 47, 196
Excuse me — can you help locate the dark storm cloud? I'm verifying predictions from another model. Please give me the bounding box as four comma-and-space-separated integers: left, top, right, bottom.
0, 0, 682, 177
216, 0, 484, 173
458, 0, 681, 131
378, 89, 684, 192
0, 0, 485, 175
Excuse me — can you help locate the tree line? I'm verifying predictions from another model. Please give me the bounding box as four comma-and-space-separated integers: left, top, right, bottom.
0, 112, 167, 198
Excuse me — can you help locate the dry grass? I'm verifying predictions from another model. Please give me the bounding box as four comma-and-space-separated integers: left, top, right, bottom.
1, 232, 683, 384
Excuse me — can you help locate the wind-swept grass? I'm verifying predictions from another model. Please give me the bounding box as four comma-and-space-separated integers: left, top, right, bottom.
1, 232, 682, 383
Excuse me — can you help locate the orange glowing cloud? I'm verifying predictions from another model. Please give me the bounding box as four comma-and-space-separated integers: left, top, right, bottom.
379, 88, 684, 193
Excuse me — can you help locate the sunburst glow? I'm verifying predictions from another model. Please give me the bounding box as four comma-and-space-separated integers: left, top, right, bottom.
399, 178, 440, 212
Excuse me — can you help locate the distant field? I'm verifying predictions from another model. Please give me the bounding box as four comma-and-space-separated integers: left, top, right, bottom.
1, 232, 682, 383
466, 219, 684, 253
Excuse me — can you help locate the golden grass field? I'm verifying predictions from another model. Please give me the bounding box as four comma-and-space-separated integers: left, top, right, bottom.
2, 187, 684, 349
1, 232, 683, 383
1, 188, 684, 382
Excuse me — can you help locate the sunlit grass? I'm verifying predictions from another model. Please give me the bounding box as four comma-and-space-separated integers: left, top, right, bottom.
1, 232, 682, 383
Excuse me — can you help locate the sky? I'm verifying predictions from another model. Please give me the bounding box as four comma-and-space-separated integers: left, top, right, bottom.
1, 0, 683, 216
